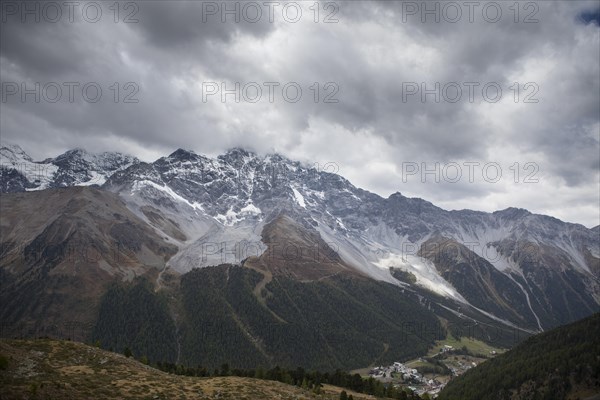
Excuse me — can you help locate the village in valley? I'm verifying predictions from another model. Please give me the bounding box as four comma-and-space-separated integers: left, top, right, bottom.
361, 338, 502, 398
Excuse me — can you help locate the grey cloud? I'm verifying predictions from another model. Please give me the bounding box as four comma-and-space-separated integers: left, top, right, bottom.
0, 0, 598, 226
131, 1, 274, 48
0, 22, 88, 78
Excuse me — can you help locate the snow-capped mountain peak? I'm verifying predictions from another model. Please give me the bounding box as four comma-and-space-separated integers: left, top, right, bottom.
1, 145, 598, 332
0, 143, 139, 192
0, 144, 34, 163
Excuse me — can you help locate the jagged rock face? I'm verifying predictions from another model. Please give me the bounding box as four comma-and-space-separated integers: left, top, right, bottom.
0, 167, 35, 192
0, 144, 139, 190
418, 236, 540, 330
1, 145, 599, 332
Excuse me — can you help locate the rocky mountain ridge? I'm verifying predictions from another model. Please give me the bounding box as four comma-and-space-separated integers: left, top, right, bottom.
1, 144, 599, 334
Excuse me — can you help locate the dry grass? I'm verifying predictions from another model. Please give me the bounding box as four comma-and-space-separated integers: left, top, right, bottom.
0, 339, 375, 400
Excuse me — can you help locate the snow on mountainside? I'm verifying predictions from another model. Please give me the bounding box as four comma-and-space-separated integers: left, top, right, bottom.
1, 145, 599, 332
105, 148, 600, 331
0, 144, 139, 192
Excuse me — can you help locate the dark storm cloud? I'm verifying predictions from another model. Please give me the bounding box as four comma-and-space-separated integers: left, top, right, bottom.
577, 6, 600, 25
0, 22, 86, 77
131, 1, 274, 47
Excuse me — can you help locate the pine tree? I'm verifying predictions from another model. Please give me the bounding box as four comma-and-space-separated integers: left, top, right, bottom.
220, 363, 230, 376
254, 367, 265, 379
301, 377, 309, 389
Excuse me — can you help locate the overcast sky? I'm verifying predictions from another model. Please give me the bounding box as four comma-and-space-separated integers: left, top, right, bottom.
1, 0, 599, 227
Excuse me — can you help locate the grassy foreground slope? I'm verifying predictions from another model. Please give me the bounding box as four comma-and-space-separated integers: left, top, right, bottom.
0, 339, 375, 400
437, 313, 600, 400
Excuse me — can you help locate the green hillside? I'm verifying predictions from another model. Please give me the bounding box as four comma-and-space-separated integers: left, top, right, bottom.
437, 313, 600, 400
91, 264, 443, 370
179, 264, 443, 370
91, 278, 178, 363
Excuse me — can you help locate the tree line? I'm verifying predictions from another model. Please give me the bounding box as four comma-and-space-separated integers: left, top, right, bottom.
152, 361, 426, 399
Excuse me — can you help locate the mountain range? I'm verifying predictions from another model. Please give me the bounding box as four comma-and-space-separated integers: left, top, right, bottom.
1, 144, 599, 369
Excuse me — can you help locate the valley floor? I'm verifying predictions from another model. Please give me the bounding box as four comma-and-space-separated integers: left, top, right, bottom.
353, 335, 506, 397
